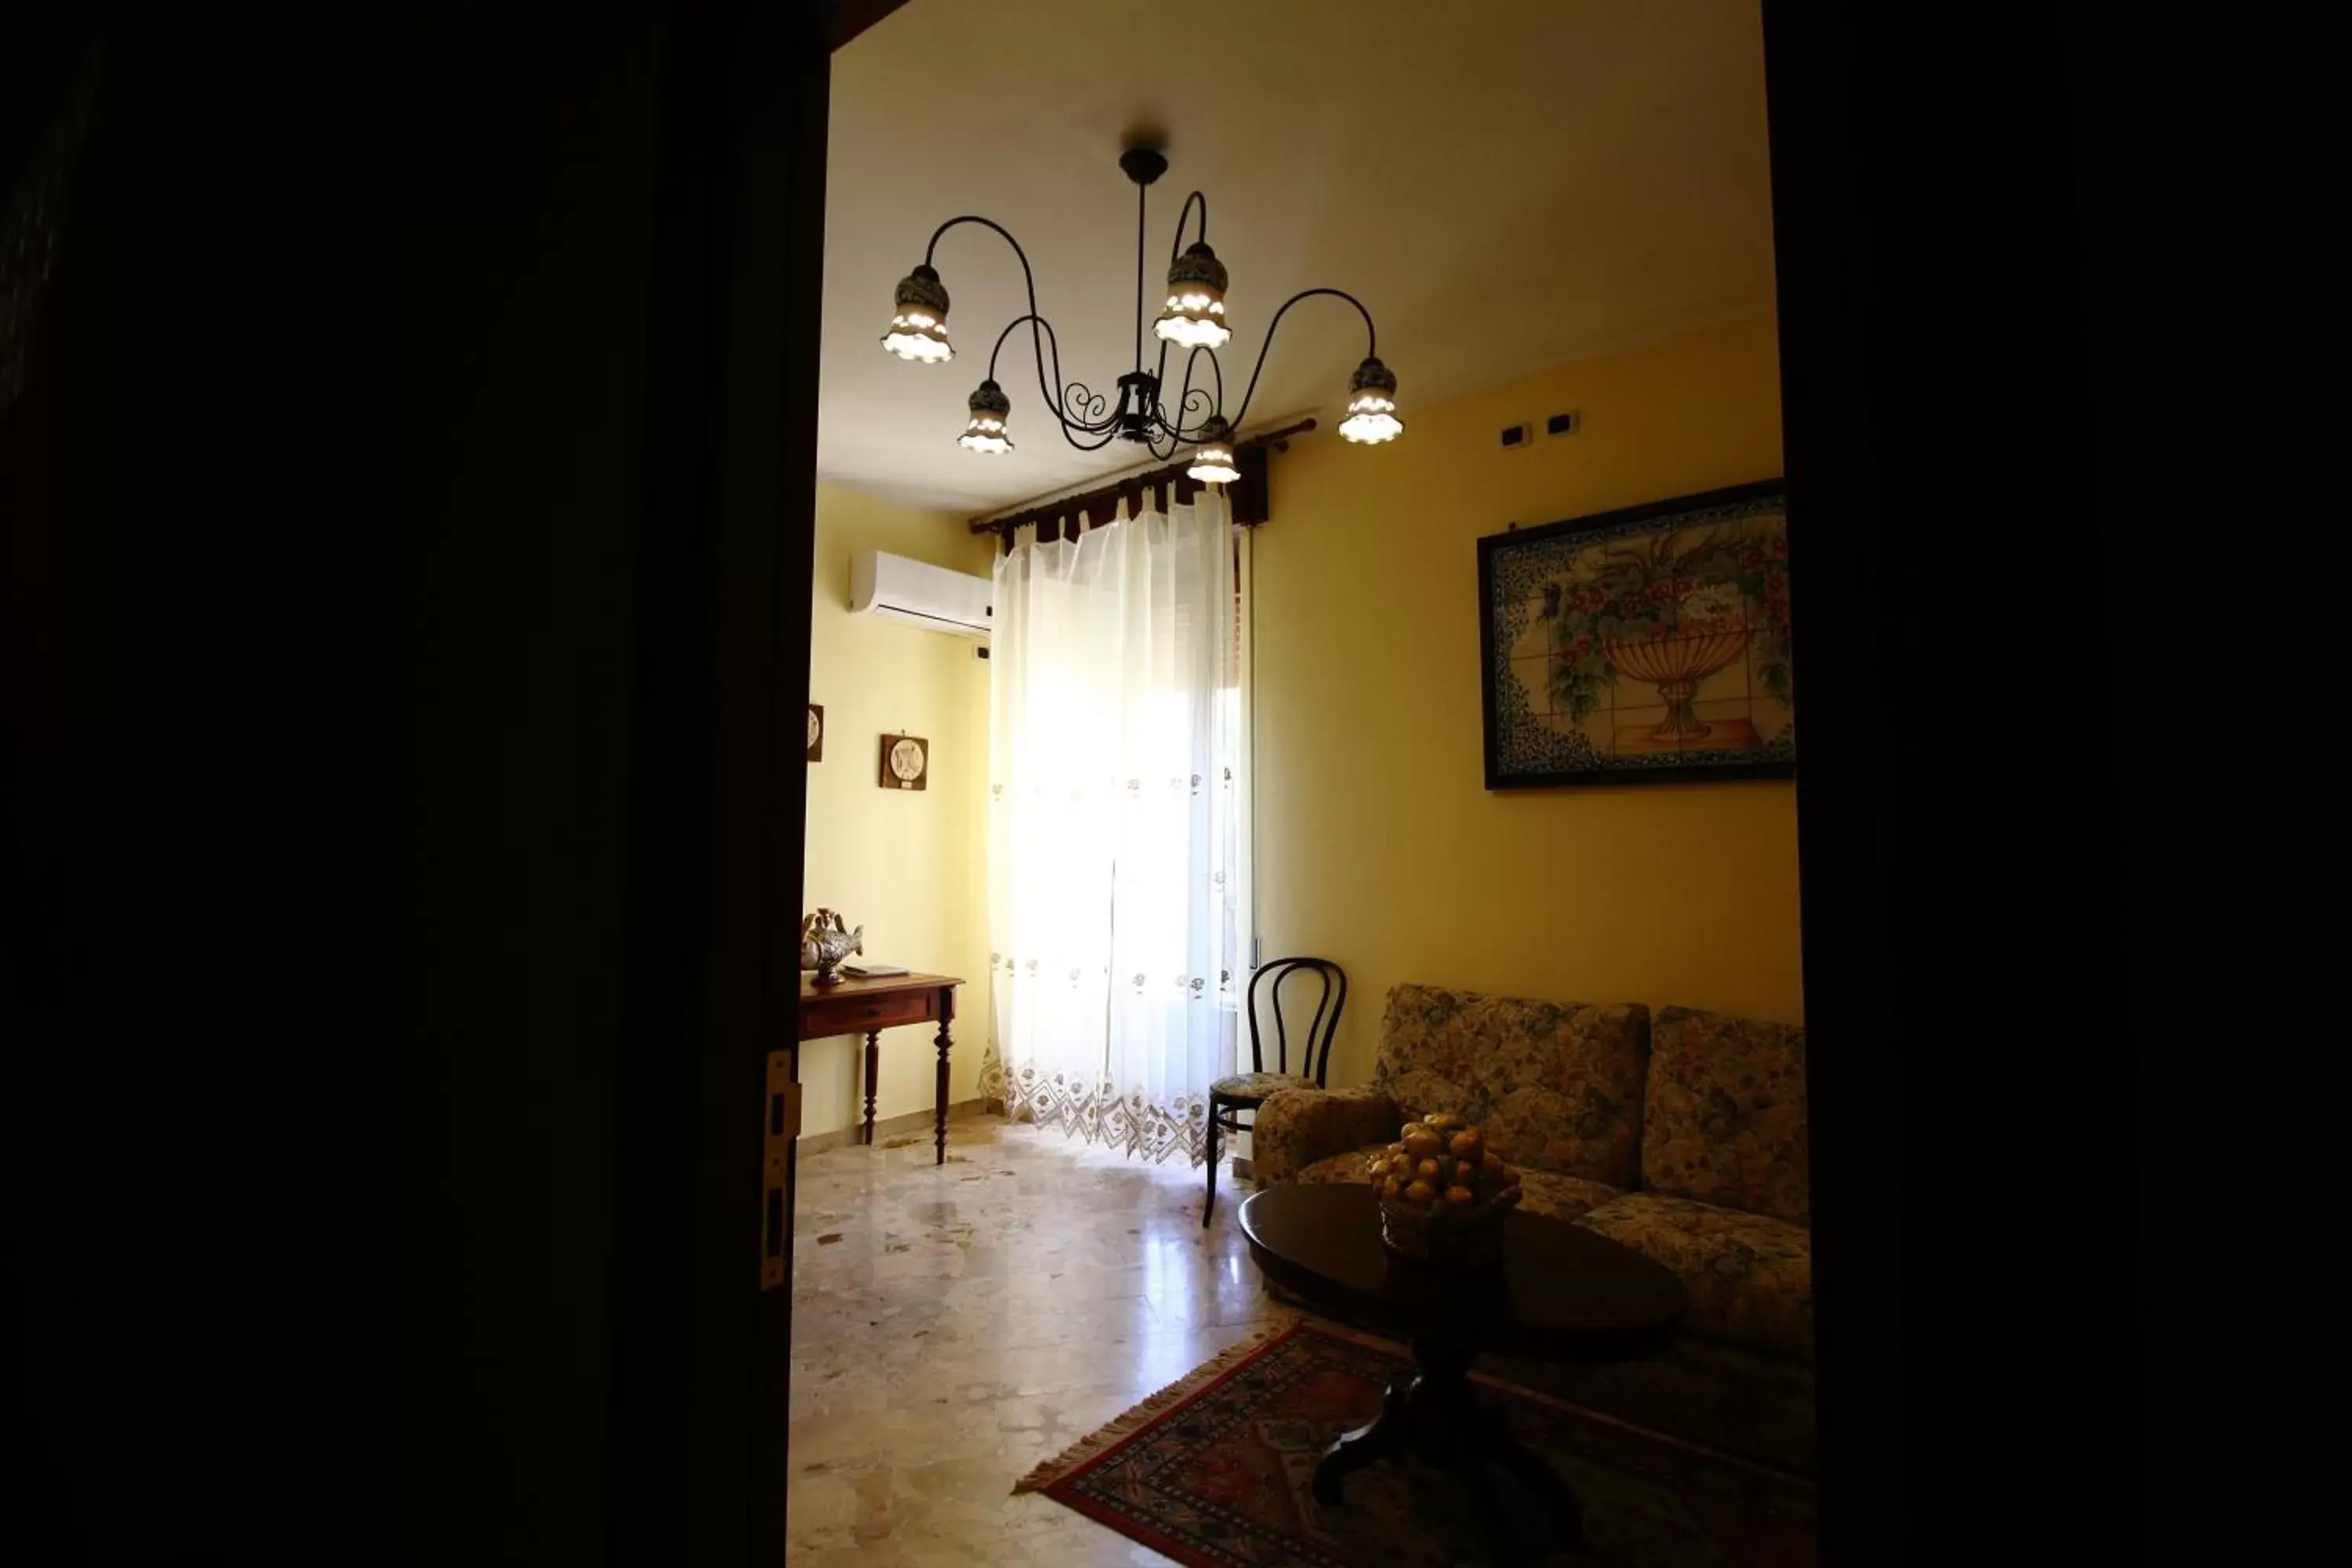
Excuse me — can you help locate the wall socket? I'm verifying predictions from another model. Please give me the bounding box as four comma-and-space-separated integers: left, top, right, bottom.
1504, 415, 1577, 448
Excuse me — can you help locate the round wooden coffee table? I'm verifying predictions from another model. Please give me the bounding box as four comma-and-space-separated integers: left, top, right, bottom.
1239, 1182, 1686, 1552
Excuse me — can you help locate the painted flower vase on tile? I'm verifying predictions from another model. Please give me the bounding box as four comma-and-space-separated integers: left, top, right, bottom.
1367, 1112, 1521, 1267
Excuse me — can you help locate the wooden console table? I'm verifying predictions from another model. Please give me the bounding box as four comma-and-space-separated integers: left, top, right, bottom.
797, 972, 963, 1163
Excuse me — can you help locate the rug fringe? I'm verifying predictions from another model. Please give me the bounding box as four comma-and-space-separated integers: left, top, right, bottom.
1010, 1318, 1297, 1494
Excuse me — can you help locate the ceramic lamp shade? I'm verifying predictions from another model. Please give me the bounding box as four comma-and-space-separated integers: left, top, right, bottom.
881, 264, 953, 362
1153, 241, 1232, 349
956, 377, 1013, 454
1338, 356, 1403, 444
1185, 419, 1240, 484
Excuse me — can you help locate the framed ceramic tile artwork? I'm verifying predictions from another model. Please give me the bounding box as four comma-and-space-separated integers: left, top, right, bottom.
1478, 479, 1794, 788
879, 732, 929, 790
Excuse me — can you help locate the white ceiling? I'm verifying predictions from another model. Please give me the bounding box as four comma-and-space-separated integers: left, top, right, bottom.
821, 0, 1776, 514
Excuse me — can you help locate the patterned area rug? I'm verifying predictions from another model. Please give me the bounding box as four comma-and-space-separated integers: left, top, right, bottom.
1015, 1321, 1815, 1567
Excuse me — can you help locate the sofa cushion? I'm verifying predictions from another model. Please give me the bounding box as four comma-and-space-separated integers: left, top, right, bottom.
1509, 1167, 1627, 1223
1291, 1144, 1622, 1222
1212, 1070, 1309, 1102
1640, 1005, 1809, 1225
1375, 984, 1650, 1188
1250, 1085, 1402, 1186
1577, 1194, 1813, 1363
1294, 1145, 1388, 1185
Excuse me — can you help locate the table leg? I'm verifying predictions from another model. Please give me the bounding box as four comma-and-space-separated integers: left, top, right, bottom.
932, 988, 953, 1167
1312, 1367, 1410, 1504
1312, 1336, 1582, 1551
861, 1031, 880, 1145
1476, 1405, 1584, 1549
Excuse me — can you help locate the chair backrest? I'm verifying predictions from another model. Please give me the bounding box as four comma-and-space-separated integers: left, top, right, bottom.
1246, 957, 1347, 1086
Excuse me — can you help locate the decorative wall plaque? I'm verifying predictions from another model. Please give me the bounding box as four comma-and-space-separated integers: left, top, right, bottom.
880, 733, 929, 791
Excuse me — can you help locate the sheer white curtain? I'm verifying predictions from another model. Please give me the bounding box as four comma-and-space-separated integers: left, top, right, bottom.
980, 485, 1250, 1167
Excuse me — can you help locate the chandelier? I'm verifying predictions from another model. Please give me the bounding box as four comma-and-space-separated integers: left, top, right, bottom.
880, 144, 1403, 485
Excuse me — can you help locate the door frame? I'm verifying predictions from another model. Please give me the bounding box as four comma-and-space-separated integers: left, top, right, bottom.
601, 1, 831, 1559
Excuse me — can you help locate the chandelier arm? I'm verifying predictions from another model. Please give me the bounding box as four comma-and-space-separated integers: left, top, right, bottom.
1062, 382, 1119, 432
1136, 336, 1172, 429
1176, 387, 1218, 437
1158, 347, 1225, 441
1170, 347, 1199, 438
985, 311, 1050, 383
1229, 287, 1380, 434
926, 215, 1110, 448
984, 314, 1120, 434
1186, 347, 1225, 435
1168, 191, 1208, 263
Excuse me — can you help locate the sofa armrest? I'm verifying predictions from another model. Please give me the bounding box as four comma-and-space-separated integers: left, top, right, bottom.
1250, 1085, 1402, 1185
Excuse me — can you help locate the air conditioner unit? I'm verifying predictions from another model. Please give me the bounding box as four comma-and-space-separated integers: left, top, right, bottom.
849, 550, 993, 639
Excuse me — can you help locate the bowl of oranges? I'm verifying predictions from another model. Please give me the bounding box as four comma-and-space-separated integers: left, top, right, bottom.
1367, 1112, 1523, 1267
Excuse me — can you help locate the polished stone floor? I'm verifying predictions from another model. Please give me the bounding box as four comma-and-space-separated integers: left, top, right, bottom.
786, 1115, 1290, 1565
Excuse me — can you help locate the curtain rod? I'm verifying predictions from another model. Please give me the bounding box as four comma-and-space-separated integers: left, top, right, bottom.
967, 418, 1314, 543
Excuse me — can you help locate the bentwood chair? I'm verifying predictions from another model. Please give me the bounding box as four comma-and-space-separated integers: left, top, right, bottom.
1203, 956, 1348, 1225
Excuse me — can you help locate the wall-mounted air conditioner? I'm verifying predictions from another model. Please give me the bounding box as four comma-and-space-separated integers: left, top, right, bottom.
848, 550, 993, 639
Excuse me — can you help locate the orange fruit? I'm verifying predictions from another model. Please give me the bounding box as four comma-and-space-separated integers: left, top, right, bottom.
1444, 1185, 1475, 1207
1404, 1180, 1435, 1206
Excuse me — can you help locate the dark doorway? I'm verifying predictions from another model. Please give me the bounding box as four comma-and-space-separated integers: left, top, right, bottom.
5, 2, 829, 1560
1764, 4, 2341, 1560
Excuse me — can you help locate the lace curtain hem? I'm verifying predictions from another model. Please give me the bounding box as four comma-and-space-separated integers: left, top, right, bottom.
977, 1043, 1210, 1168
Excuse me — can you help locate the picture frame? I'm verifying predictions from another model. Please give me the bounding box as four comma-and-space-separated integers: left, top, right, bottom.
878, 733, 929, 791
1478, 479, 1793, 789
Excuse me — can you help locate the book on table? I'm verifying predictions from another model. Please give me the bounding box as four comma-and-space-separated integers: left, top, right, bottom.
839, 962, 909, 978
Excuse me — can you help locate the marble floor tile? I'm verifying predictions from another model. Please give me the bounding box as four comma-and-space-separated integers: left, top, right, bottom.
787, 1115, 1290, 1563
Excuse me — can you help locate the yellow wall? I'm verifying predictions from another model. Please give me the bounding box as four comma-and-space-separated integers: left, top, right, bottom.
1253, 311, 1801, 1090
802, 484, 996, 1137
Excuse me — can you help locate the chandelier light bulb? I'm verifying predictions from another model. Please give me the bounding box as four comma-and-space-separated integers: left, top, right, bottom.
1153, 242, 1232, 350
956, 379, 1014, 455
1185, 419, 1240, 485
1338, 356, 1403, 445
881, 263, 954, 363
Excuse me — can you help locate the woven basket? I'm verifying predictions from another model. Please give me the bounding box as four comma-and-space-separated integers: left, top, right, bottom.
1376, 1190, 1507, 1269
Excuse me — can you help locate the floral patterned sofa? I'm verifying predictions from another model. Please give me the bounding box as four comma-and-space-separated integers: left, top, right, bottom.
1251, 983, 1814, 1474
